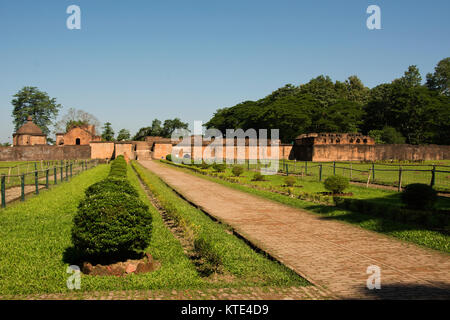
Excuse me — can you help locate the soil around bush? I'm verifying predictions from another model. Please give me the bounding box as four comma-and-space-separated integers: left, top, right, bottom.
319, 192, 353, 196
81, 253, 159, 277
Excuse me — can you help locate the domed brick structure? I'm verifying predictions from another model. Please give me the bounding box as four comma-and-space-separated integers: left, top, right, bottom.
12, 116, 47, 146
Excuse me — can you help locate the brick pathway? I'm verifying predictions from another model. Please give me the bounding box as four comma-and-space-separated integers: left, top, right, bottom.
139, 160, 450, 300
3, 286, 330, 300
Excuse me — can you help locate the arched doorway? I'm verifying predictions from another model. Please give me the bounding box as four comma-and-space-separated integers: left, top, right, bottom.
76, 138, 81, 145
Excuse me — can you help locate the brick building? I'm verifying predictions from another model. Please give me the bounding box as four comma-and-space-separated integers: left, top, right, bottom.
56, 125, 101, 146
12, 116, 47, 146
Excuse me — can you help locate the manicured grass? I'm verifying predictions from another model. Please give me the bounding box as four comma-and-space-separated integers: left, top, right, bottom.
0, 161, 307, 298
161, 161, 450, 253
132, 161, 308, 287
236, 159, 450, 192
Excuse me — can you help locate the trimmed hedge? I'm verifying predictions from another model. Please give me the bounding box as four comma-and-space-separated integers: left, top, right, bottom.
85, 176, 139, 198
72, 191, 152, 260
324, 175, 349, 194
72, 157, 152, 262
401, 183, 438, 210
232, 166, 244, 177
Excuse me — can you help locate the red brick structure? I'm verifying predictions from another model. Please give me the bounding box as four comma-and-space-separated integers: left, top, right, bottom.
56, 125, 101, 146
12, 116, 47, 146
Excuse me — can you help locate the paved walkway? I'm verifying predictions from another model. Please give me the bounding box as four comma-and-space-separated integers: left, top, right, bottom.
139, 160, 450, 299
3, 286, 330, 300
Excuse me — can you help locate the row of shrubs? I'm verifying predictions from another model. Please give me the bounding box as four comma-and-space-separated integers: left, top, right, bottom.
71, 155, 153, 263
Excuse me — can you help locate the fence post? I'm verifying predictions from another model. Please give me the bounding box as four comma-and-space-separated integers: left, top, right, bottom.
21, 174, 25, 201
350, 163, 353, 180
65, 165, 68, 181
60, 164, 63, 182
372, 163, 375, 181
319, 164, 323, 182
46, 169, 49, 189
286, 163, 289, 176
398, 167, 403, 192
35, 170, 39, 195
70, 163, 73, 178
430, 165, 436, 187
54, 167, 57, 185
305, 161, 308, 175
1, 175, 5, 208
333, 161, 336, 176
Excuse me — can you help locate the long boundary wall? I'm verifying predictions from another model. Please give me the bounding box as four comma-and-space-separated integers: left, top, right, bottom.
0, 145, 91, 161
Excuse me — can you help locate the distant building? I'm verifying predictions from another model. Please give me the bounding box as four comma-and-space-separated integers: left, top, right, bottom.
12, 116, 47, 146
295, 133, 375, 146
56, 125, 101, 146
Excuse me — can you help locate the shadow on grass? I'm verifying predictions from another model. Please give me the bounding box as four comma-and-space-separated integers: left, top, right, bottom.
303, 202, 447, 235
357, 283, 450, 300
63, 246, 144, 266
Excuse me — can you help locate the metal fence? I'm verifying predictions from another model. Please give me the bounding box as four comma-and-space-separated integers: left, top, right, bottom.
0, 159, 99, 208
222, 159, 450, 192
277, 160, 450, 192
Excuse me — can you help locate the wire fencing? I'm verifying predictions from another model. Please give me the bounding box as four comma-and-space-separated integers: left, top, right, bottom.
277, 160, 450, 192
0, 159, 99, 208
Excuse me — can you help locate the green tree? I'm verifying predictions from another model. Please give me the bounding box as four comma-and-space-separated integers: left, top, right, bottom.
11, 86, 61, 137
116, 129, 131, 141
101, 122, 115, 141
55, 108, 100, 134
161, 118, 189, 137
426, 57, 450, 97
369, 127, 406, 144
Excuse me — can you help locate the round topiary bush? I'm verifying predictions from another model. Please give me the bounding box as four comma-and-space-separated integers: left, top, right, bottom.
85, 177, 139, 198
72, 191, 152, 261
252, 172, 266, 181
401, 183, 438, 210
284, 176, 296, 187
324, 175, 349, 194
232, 166, 244, 177
166, 154, 172, 162
212, 163, 226, 172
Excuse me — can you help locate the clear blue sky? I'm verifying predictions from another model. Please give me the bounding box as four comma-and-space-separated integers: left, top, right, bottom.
1, 0, 449, 142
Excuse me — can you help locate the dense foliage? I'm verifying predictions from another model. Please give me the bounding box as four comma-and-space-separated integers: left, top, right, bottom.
401, 184, 438, 210
324, 175, 350, 194
11, 86, 61, 137
72, 156, 152, 262
205, 58, 450, 144
133, 118, 189, 141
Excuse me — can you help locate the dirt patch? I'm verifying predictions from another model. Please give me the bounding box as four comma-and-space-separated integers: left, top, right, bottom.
82, 253, 159, 277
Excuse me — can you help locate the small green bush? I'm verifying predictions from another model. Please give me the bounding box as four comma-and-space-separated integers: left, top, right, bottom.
212, 163, 226, 172
85, 177, 139, 198
252, 172, 266, 181
232, 166, 244, 177
324, 175, 349, 194
166, 154, 172, 162
109, 156, 127, 177
72, 191, 152, 261
284, 176, 296, 187
401, 183, 438, 210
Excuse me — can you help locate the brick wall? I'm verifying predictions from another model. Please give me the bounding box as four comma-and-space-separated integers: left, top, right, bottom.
89, 142, 115, 160
295, 144, 450, 161
0, 145, 91, 161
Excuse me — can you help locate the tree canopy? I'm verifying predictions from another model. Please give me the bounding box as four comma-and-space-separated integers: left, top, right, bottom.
101, 122, 115, 141
11, 86, 61, 137
133, 118, 189, 141
205, 57, 450, 145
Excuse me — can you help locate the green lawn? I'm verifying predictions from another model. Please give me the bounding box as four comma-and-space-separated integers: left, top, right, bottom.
0, 160, 88, 189
161, 160, 450, 253
0, 161, 308, 297
237, 159, 450, 192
